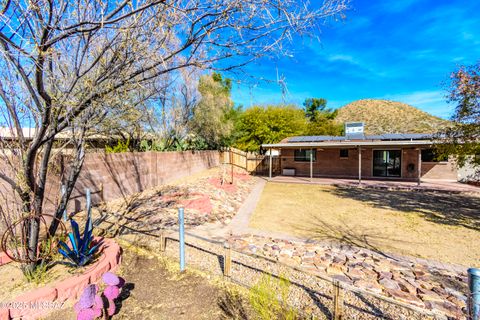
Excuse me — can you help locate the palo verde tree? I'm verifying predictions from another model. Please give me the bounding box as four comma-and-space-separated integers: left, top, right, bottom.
437, 63, 480, 171
0, 0, 348, 271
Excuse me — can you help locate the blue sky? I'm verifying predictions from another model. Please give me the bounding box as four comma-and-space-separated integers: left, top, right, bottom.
230, 0, 480, 119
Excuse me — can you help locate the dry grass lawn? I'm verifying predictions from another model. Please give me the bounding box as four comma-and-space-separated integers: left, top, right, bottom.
250, 183, 480, 267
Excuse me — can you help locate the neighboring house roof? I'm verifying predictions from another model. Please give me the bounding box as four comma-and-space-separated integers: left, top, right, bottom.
0, 127, 121, 141
0, 127, 37, 139
263, 133, 437, 148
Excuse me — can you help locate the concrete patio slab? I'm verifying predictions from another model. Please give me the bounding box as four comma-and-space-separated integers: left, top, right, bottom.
268, 175, 480, 194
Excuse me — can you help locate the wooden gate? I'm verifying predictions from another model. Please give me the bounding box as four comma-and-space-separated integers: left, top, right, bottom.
221, 148, 280, 176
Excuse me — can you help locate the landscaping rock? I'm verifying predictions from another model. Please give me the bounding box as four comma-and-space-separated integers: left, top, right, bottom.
379, 278, 401, 291
226, 234, 469, 318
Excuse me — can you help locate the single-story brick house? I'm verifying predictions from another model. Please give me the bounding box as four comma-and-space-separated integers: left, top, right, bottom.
262, 126, 458, 182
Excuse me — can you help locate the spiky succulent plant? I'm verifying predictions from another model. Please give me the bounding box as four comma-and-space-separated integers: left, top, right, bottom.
58, 193, 102, 267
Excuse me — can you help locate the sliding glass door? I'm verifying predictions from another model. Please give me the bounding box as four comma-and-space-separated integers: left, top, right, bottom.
373, 150, 401, 177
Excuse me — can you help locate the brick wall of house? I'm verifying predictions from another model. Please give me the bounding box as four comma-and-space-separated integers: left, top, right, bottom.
421, 161, 458, 180
401, 148, 419, 179
280, 148, 373, 178
280, 147, 428, 181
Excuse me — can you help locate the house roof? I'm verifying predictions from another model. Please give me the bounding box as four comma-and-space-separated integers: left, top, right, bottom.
0, 127, 129, 141
263, 133, 437, 148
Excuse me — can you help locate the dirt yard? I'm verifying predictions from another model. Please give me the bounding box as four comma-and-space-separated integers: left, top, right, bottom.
249, 183, 480, 267
47, 244, 252, 320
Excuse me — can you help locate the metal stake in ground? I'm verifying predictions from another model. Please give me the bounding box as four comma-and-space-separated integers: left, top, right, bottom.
468, 268, 480, 320
179, 207, 186, 272
61, 185, 67, 221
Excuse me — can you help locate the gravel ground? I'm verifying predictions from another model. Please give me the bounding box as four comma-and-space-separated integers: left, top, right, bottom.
120, 232, 444, 320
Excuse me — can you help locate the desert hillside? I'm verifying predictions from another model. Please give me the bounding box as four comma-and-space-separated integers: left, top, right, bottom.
335, 99, 450, 134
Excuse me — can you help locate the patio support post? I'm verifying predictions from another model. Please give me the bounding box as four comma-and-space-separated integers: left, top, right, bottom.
268, 148, 273, 179
310, 149, 313, 182
417, 148, 422, 186
358, 146, 362, 184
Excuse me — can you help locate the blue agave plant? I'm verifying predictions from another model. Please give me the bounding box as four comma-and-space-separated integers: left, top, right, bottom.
58, 189, 102, 267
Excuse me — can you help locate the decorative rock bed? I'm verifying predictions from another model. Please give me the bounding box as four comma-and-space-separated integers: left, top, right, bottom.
0, 238, 122, 320
227, 234, 469, 319
91, 167, 257, 236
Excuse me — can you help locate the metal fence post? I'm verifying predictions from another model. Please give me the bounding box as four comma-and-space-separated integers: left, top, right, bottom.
333, 280, 344, 320
224, 243, 231, 278
469, 268, 480, 320
85, 188, 91, 214
178, 207, 185, 272
61, 185, 67, 221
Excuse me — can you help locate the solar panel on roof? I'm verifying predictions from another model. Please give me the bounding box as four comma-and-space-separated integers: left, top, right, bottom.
344, 133, 365, 140
364, 133, 434, 141
365, 135, 384, 140
288, 135, 346, 143
402, 133, 434, 140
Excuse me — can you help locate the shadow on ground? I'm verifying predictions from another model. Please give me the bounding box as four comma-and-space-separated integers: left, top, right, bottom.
328, 186, 480, 231
294, 218, 418, 259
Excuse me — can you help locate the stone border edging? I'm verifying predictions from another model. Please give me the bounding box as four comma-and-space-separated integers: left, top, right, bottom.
0, 237, 122, 320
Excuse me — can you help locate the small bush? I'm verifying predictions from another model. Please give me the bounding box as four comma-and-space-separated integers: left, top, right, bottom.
105, 138, 130, 153
249, 273, 298, 320
22, 261, 49, 284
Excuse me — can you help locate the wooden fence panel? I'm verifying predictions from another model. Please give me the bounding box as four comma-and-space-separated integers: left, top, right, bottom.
222, 148, 280, 176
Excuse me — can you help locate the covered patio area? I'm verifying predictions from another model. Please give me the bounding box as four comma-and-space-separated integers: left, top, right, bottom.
268, 175, 480, 193
261, 132, 464, 186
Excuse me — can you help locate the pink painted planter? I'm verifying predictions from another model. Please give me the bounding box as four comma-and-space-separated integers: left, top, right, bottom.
0, 238, 122, 320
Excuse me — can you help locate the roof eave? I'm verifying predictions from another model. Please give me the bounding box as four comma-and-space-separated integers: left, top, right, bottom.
262, 140, 435, 148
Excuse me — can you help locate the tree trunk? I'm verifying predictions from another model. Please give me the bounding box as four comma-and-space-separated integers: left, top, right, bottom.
48, 138, 86, 236
25, 139, 53, 271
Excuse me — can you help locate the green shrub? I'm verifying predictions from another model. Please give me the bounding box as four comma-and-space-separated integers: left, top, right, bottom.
249, 273, 298, 320
22, 261, 49, 284
105, 138, 130, 153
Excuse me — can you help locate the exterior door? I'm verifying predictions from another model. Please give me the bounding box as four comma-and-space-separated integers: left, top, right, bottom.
373, 150, 401, 177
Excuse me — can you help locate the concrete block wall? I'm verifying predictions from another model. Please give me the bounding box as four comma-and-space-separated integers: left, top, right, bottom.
0, 151, 220, 218
66, 150, 220, 211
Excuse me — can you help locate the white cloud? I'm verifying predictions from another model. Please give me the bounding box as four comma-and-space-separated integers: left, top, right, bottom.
327, 54, 359, 64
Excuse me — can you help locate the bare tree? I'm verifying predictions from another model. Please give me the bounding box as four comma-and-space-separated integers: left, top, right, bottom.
0, 0, 349, 270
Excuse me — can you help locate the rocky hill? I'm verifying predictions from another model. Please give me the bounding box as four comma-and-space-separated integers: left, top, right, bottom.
335, 99, 450, 134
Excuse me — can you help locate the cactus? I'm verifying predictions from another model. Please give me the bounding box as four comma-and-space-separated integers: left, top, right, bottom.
102, 272, 121, 286
74, 272, 124, 319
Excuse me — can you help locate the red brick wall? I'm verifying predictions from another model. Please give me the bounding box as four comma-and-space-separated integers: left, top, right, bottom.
421, 161, 458, 180
401, 148, 419, 180
280, 147, 425, 181
280, 148, 372, 178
